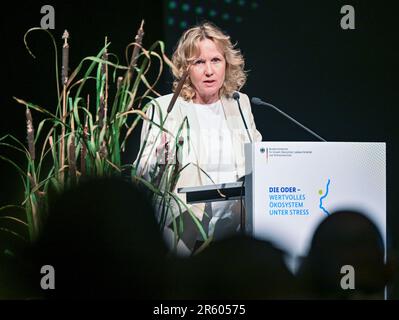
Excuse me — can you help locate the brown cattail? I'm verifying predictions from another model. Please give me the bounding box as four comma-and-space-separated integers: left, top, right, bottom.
99, 37, 109, 130
81, 115, 88, 177
26, 108, 35, 160
61, 30, 70, 85
68, 133, 76, 181
167, 69, 189, 113
127, 20, 145, 80
98, 96, 105, 129
101, 37, 108, 76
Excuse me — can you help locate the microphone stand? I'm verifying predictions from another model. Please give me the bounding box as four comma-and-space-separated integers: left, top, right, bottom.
232, 92, 252, 234
233, 92, 253, 143
251, 97, 327, 142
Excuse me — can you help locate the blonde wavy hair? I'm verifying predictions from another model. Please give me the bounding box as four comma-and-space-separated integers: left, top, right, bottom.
172, 22, 246, 101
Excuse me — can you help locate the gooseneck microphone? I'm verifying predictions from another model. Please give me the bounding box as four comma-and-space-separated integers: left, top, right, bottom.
232, 91, 249, 234
251, 97, 327, 142
233, 92, 253, 143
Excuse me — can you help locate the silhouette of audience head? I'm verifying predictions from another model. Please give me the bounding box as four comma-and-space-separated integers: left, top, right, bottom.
29, 177, 167, 299
298, 209, 391, 299
168, 234, 300, 299
12, 191, 396, 300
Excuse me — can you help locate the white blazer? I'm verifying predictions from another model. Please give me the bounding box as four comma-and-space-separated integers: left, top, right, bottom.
135, 92, 262, 225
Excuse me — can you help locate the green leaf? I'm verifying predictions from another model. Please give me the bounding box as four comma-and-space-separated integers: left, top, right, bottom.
0, 227, 28, 243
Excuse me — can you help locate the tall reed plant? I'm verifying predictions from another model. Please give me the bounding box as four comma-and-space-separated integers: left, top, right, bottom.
0, 22, 208, 258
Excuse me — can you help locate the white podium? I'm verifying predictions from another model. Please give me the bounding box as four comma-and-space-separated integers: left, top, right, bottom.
244, 142, 386, 268
178, 141, 386, 271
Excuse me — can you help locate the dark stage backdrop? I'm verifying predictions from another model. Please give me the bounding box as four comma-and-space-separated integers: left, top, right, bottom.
1, 0, 398, 298
162, 0, 399, 299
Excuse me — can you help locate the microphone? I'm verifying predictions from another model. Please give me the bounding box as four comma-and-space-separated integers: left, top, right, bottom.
233, 92, 253, 143
232, 91, 248, 234
251, 97, 327, 142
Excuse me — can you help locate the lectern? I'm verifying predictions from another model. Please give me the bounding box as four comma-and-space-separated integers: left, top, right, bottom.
178, 142, 386, 267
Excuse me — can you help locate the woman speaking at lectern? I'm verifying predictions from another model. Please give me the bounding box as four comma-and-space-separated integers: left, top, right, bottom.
135, 22, 262, 255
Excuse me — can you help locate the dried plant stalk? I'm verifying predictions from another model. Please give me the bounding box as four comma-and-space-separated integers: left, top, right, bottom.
127, 20, 145, 81
68, 133, 76, 181
26, 107, 35, 160
60, 30, 70, 183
